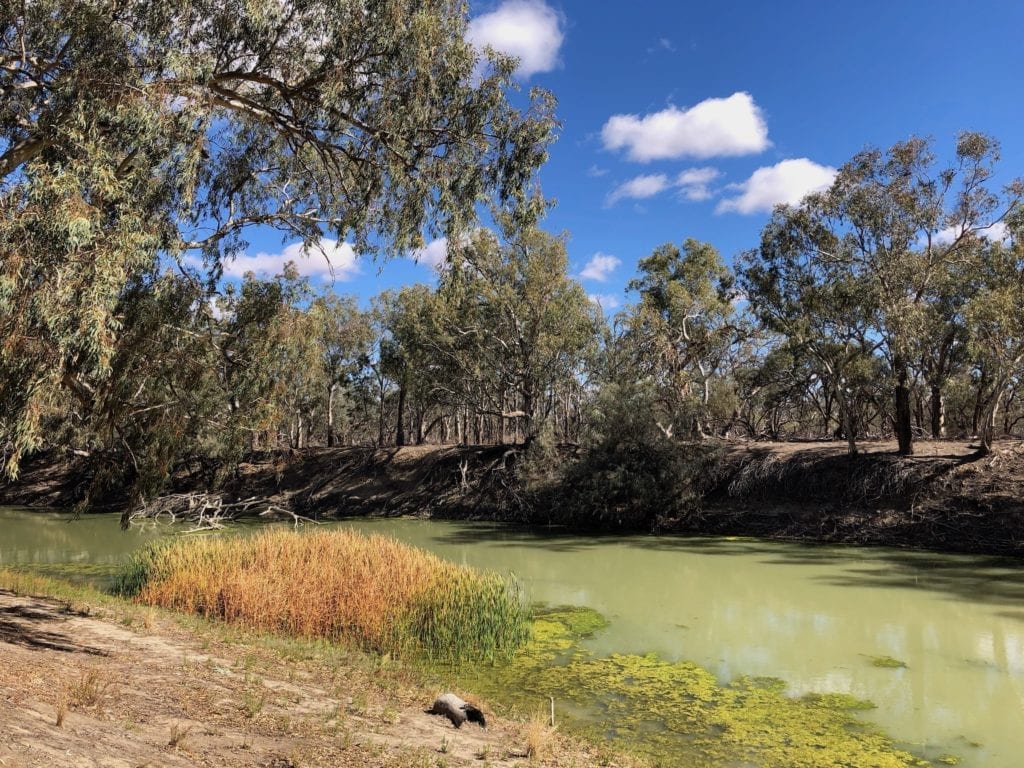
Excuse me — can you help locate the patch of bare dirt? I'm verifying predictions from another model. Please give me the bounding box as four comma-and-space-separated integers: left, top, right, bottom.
0, 590, 621, 768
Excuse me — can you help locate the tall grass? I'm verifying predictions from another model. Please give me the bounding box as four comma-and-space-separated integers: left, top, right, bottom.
113, 529, 528, 663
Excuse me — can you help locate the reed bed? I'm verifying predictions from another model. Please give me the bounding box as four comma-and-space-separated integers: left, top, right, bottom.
113, 529, 528, 662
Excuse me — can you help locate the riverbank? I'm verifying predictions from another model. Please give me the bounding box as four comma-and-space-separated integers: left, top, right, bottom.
0, 574, 632, 768
4, 439, 1024, 555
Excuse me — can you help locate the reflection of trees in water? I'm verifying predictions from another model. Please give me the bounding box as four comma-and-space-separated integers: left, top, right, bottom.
0, 510, 159, 566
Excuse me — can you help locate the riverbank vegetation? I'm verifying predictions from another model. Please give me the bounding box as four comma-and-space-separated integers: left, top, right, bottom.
2, 4, 1023, 539
114, 529, 528, 662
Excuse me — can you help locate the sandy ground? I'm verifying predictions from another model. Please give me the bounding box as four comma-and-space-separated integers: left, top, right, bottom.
0, 590, 614, 768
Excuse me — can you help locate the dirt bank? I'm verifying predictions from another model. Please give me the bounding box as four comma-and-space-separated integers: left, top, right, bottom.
4, 439, 1024, 556
0, 585, 628, 768
695, 439, 1024, 554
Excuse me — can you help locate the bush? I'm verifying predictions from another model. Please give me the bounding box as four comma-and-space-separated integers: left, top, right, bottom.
554, 382, 721, 530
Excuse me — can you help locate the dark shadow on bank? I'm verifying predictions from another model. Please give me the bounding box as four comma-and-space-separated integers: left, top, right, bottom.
0, 593, 108, 656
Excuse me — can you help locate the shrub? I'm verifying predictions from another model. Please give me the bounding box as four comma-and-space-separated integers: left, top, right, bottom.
554, 382, 720, 530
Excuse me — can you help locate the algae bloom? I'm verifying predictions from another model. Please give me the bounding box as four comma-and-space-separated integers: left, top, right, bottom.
452, 606, 941, 768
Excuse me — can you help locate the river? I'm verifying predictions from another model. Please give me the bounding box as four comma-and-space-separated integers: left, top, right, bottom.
2, 507, 1022, 766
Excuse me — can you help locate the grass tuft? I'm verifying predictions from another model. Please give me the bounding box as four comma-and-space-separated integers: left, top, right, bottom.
168, 721, 192, 748
524, 711, 556, 760
68, 668, 115, 711
113, 529, 528, 663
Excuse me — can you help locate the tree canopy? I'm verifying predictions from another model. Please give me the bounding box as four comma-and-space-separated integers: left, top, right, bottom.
0, 0, 556, 478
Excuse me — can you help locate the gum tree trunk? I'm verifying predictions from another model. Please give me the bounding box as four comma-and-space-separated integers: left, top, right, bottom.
894, 357, 914, 456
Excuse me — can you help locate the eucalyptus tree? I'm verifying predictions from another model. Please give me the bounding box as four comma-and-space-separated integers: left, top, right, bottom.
626, 239, 740, 439
0, 1, 556, 483
82, 270, 224, 507
375, 285, 447, 446
309, 294, 373, 447
218, 264, 323, 451
445, 227, 598, 443
965, 235, 1024, 453
742, 133, 1021, 455
740, 213, 878, 456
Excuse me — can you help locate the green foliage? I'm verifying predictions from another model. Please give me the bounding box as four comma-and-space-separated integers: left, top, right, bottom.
555, 381, 720, 530
440, 227, 599, 442
403, 573, 530, 663
741, 132, 1023, 455
626, 239, 740, 438
1, 0, 556, 482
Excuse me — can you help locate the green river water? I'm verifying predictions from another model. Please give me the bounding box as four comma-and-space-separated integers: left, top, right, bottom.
2, 507, 1023, 766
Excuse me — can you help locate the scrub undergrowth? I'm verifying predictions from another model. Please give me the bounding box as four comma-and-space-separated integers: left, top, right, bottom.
113, 529, 528, 663
444, 606, 940, 768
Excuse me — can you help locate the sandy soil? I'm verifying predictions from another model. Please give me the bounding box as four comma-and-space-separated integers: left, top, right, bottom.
0, 590, 615, 768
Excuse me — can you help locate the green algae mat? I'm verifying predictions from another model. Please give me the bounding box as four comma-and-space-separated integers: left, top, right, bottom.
449, 607, 942, 768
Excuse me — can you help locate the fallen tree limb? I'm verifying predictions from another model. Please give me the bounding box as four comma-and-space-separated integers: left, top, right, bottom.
130, 492, 318, 530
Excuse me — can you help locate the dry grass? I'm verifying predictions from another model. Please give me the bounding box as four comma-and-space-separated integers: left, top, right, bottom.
168, 721, 192, 748
114, 529, 528, 662
67, 668, 115, 711
54, 691, 67, 727
524, 712, 556, 761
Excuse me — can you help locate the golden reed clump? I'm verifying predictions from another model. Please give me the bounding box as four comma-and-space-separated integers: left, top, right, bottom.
115, 529, 527, 662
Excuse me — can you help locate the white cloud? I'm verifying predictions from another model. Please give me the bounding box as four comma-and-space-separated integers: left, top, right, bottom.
587, 164, 609, 178
716, 158, 836, 215
606, 173, 670, 206
207, 297, 225, 320
580, 252, 622, 282
987, 221, 1010, 241
588, 293, 622, 311
601, 92, 770, 162
467, 0, 564, 78
410, 237, 449, 269
933, 220, 1010, 245
647, 37, 676, 54
222, 239, 360, 281
675, 167, 720, 201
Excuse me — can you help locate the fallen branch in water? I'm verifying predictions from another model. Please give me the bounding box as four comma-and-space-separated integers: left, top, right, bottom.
130, 492, 318, 530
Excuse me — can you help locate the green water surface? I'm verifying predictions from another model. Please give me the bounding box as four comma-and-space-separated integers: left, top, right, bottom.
2, 508, 1022, 766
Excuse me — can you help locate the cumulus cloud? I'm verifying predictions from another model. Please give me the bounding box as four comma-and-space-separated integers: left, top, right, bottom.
606, 173, 670, 206
222, 239, 360, 281
675, 167, 720, 201
601, 92, 770, 162
467, 0, 564, 78
588, 293, 622, 311
409, 237, 449, 269
716, 158, 836, 215
580, 252, 622, 282
933, 220, 1010, 245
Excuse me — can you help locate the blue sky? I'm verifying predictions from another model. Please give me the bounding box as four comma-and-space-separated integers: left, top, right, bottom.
227, 0, 1024, 312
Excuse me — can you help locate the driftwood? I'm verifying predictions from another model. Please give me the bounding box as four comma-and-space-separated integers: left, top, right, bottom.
129, 492, 317, 531
428, 693, 486, 729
